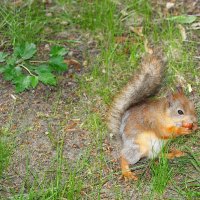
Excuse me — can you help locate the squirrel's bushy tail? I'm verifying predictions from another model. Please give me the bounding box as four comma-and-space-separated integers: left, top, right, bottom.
107, 49, 167, 135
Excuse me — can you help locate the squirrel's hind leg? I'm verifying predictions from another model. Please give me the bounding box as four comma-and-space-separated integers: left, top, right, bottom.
120, 143, 142, 181
120, 156, 138, 181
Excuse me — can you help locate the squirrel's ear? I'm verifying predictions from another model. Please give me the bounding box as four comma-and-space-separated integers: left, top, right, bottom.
176, 86, 183, 94
166, 92, 174, 107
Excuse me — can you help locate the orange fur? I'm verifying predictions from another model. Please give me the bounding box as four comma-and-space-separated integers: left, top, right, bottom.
108, 48, 198, 181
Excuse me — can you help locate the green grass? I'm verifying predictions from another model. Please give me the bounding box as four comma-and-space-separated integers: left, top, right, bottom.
0, 1, 46, 46
171, 150, 200, 199
0, 0, 199, 199
150, 150, 173, 195
0, 128, 13, 177
73, 0, 120, 34
11, 142, 87, 200
0, 138, 11, 176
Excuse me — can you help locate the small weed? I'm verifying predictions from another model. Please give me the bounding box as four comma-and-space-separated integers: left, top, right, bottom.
0, 43, 68, 92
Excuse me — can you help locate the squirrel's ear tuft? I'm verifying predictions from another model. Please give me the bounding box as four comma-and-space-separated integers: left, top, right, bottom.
166, 92, 174, 107
176, 86, 183, 94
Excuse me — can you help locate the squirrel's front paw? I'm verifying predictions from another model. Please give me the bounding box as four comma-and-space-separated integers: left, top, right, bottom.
167, 150, 186, 159
122, 171, 138, 181
179, 127, 192, 135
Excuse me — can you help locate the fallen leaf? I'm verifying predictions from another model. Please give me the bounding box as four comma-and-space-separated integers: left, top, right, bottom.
64, 59, 81, 70
177, 24, 187, 41
46, 13, 53, 17
130, 26, 144, 37
64, 121, 78, 132
120, 9, 128, 17
187, 84, 192, 93
83, 60, 88, 67
144, 39, 153, 54
166, 2, 175, 10
44, 44, 50, 51
102, 69, 106, 74
115, 36, 128, 43
42, 0, 52, 3
190, 22, 200, 30
11, 0, 22, 6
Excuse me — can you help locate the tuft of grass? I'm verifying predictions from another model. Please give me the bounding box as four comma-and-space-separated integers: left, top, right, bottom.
12, 142, 87, 200
170, 148, 200, 199
0, 140, 10, 176
0, 130, 11, 176
74, 0, 120, 35
150, 150, 173, 194
0, 2, 46, 45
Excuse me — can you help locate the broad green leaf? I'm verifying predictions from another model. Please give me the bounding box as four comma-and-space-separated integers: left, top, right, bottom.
15, 81, 26, 93
14, 75, 38, 92
3, 66, 23, 81
50, 46, 68, 57
13, 75, 30, 87
14, 43, 37, 60
7, 55, 17, 65
0, 52, 8, 62
14, 66, 22, 76
3, 65, 22, 79
13, 75, 27, 93
3, 66, 16, 81
0, 66, 7, 73
49, 56, 67, 72
166, 15, 197, 24
30, 76, 39, 88
22, 75, 32, 89
37, 72, 57, 85
34, 64, 52, 74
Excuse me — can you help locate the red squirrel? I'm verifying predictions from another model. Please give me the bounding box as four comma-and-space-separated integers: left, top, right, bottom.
107, 48, 198, 180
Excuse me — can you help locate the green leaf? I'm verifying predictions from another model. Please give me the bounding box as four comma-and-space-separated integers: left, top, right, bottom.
0, 52, 8, 62
37, 72, 57, 85
50, 46, 68, 57
0, 66, 7, 73
7, 55, 17, 65
30, 76, 39, 88
34, 64, 52, 74
3, 66, 16, 81
2, 65, 23, 82
14, 75, 39, 93
14, 43, 37, 60
13, 75, 27, 93
49, 56, 67, 72
14, 66, 22, 76
13, 75, 31, 88
22, 76, 32, 89
15, 81, 26, 93
166, 15, 197, 24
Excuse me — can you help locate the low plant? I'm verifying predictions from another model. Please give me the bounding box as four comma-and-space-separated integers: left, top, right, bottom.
0, 43, 68, 93
150, 150, 173, 194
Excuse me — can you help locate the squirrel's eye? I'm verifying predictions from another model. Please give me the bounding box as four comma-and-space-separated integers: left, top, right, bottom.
178, 110, 184, 115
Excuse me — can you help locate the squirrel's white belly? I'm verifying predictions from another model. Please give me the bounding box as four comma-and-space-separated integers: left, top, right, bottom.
147, 137, 166, 159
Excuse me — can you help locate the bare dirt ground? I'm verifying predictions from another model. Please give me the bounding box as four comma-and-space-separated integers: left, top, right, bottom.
0, 0, 199, 199
0, 31, 96, 194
